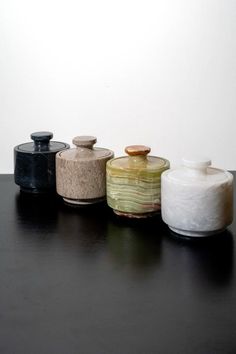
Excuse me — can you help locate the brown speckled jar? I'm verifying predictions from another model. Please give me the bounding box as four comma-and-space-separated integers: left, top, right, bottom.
56, 136, 114, 205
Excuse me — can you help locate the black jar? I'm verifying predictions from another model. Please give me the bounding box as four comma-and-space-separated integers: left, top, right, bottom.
14, 132, 70, 194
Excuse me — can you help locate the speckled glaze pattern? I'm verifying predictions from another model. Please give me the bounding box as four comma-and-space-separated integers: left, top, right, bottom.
106, 146, 170, 218
56, 136, 114, 204
57, 157, 112, 202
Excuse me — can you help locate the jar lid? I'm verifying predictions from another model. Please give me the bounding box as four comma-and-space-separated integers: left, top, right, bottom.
108, 145, 169, 171
15, 132, 69, 153
58, 136, 114, 161
182, 156, 212, 169
164, 156, 233, 184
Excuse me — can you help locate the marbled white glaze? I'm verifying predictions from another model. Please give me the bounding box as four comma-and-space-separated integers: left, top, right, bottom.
161, 158, 234, 237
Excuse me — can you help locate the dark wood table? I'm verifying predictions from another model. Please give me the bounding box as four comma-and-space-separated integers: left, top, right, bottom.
0, 174, 236, 354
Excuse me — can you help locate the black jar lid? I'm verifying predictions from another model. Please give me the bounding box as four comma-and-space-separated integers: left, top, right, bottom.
15, 132, 69, 153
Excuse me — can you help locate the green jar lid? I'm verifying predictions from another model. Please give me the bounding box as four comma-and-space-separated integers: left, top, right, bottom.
107, 145, 169, 173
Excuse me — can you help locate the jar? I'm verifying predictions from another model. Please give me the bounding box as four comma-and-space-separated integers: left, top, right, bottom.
161, 157, 234, 237
56, 136, 114, 205
106, 145, 170, 218
14, 132, 70, 193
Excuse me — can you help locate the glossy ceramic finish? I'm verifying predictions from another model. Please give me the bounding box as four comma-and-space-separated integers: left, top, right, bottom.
14, 132, 69, 193
161, 157, 234, 237
106, 145, 170, 218
56, 136, 114, 205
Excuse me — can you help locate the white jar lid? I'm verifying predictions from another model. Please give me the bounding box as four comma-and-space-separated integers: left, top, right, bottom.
182, 156, 211, 169
162, 156, 233, 185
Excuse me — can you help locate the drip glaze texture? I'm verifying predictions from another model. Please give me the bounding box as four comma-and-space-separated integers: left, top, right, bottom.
56, 136, 114, 204
14, 132, 69, 193
106, 145, 170, 218
161, 157, 234, 237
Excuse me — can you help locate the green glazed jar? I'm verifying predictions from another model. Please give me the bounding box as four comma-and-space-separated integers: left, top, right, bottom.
106, 145, 170, 218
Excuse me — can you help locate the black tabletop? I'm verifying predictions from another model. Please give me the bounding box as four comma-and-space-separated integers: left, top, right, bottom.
0, 174, 236, 354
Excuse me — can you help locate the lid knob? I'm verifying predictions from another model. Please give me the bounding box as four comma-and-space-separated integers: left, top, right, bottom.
125, 145, 151, 156
31, 132, 53, 150
182, 156, 211, 176
73, 136, 97, 149
182, 156, 211, 169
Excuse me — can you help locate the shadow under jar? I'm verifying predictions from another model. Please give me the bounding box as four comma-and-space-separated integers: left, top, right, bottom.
106, 145, 170, 218
56, 136, 114, 205
14, 132, 70, 194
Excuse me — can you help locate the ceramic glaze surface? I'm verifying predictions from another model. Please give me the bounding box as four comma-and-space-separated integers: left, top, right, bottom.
56, 136, 114, 204
14, 132, 69, 193
106, 145, 170, 217
161, 157, 234, 237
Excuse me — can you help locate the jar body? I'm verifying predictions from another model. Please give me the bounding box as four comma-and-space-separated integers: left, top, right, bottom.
107, 157, 170, 217
161, 169, 234, 237
14, 132, 69, 194
56, 152, 113, 204
14, 150, 57, 193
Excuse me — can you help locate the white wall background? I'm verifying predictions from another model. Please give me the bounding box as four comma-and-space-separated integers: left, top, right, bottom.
0, 0, 235, 173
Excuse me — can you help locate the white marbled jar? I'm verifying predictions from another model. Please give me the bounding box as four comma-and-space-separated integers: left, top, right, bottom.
161, 157, 234, 237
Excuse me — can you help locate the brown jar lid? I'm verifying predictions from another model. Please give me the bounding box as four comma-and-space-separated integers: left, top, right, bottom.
58, 136, 114, 161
